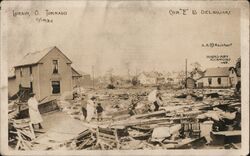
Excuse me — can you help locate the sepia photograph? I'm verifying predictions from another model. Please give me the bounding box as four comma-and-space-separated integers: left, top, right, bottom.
0, 0, 249, 155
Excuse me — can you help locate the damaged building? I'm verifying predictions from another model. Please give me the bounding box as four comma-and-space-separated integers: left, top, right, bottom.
8, 46, 85, 101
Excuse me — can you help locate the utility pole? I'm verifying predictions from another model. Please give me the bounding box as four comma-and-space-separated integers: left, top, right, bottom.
92, 65, 95, 89
185, 59, 187, 89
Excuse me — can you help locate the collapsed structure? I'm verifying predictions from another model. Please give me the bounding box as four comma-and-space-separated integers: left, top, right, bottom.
7, 46, 241, 150
9, 87, 241, 150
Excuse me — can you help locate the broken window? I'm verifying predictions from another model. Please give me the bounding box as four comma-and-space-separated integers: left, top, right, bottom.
53, 60, 58, 74
30, 82, 33, 93
52, 81, 60, 94
217, 77, 221, 85
208, 78, 212, 85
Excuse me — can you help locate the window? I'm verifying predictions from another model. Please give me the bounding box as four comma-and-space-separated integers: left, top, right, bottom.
231, 70, 234, 74
217, 77, 221, 85
52, 81, 60, 94
30, 82, 33, 93
208, 78, 212, 85
20, 68, 23, 77
53, 60, 58, 74
29, 66, 32, 75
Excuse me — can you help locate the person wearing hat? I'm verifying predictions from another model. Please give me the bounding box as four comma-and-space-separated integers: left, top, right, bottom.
86, 96, 96, 122
28, 93, 43, 129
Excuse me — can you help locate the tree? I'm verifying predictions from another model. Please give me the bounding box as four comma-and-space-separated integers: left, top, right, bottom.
190, 62, 202, 71
131, 76, 139, 86
235, 57, 241, 76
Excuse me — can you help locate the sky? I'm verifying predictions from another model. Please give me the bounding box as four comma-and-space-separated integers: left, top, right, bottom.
3, 1, 240, 76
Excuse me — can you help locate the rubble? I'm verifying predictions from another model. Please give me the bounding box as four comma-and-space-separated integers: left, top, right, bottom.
8, 87, 241, 150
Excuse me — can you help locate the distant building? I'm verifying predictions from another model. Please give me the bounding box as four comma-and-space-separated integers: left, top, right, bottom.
72, 67, 82, 88
8, 46, 79, 100
186, 77, 196, 89
196, 67, 237, 88
72, 68, 92, 88
138, 72, 165, 85
190, 69, 204, 80
138, 72, 156, 85
79, 71, 92, 87
165, 77, 174, 84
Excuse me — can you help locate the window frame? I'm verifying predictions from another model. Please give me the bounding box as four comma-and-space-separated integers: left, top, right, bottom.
52, 60, 59, 74
208, 78, 212, 85
51, 81, 60, 94
217, 77, 221, 85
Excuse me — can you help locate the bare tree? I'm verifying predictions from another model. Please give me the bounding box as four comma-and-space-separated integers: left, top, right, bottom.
235, 57, 241, 76
190, 62, 202, 71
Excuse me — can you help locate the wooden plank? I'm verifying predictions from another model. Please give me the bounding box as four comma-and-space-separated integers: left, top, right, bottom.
76, 138, 90, 150
211, 131, 241, 137
111, 116, 192, 127
132, 110, 166, 119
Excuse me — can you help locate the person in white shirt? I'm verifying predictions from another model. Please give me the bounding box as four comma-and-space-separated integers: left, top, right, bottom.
86, 96, 96, 122
148, 86, 163, 111
28, 93, 43, 129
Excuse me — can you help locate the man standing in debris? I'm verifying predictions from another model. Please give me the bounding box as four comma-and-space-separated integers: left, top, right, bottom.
28, 93, 43, 129
86, 96, 96, 122
96, 103, 104, 121
148, 86, 163, 111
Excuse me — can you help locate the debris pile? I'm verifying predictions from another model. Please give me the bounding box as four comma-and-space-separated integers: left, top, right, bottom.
8, 88, 241, 150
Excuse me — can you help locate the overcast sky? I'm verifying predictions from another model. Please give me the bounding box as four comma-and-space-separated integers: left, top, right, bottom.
3, 1, 240, 76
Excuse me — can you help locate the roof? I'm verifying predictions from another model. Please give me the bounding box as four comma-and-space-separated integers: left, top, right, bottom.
72, 67, 82, 77
190, 69, 204, 77
78, 71, 90, 76
204, 67, 231, 77
14, 46, 72, 67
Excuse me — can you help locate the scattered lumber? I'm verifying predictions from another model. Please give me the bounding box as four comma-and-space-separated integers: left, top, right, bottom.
132, 110, 166, 119
12, 119, 35, 150
96, 127, 120, 150
210, 130, 241, 145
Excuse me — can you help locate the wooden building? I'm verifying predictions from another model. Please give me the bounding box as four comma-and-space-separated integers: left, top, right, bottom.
8, 46, 79, 101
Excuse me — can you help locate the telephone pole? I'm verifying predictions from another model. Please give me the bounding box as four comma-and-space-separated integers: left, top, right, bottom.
185, 59, 187, 88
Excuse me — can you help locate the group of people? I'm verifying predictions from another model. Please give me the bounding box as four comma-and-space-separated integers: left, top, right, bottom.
27, 86, 162, 129
81, 96, 104, 122
27, 92, 105, 132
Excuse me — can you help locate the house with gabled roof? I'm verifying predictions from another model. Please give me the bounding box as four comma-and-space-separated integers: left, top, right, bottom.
190, 69, 204, 81
196, 67, 237, 88
72, 67, 82, 88
137, 71, 165, 85
8, 46, 77, 100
